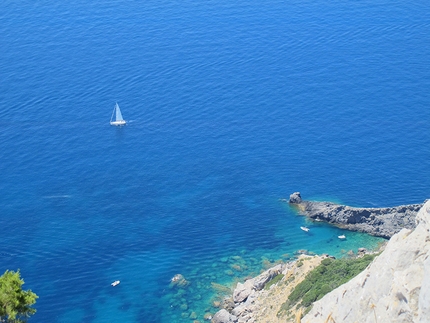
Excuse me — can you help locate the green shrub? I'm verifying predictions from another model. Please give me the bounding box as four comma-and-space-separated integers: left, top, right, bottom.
0, 270, 38, 322
288, 254, 377, 310
321, 258, 333, 266
264, 274, 284, 290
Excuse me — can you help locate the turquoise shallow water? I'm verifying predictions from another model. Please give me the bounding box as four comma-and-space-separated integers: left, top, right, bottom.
0, 1, 429, 322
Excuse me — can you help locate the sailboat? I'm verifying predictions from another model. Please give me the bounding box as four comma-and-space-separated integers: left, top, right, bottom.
110, 103, 127, 126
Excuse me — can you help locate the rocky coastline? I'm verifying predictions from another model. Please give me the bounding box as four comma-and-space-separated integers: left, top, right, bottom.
287, 192, 424, 238
211, 194, 429, 323
211, 254, 328, 323
301, 199, 430, 322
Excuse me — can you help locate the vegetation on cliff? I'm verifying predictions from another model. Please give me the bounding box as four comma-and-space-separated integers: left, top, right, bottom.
280, 254, 377, 315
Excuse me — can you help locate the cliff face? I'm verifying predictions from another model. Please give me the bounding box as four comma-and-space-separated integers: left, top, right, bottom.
288, 192, 423, 238
302, 200, 430, 323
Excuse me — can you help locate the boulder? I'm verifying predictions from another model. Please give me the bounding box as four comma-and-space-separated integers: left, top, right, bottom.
357, 247, 367, 255
211, 309, 237, 323
252, 264, 283, 290
170, 273, 189, 287
231, 303, 248, 317
289, 192, 302, 204
232, 263, 283, 305
233, 279, 253, 303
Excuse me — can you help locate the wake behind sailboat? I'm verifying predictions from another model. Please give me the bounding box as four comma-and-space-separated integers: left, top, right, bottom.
110, 103, 127, 126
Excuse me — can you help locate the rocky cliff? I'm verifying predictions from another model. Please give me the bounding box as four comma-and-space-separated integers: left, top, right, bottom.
302, 199, 430, 323
288, 192, 424, 238
212, 199, 430, 323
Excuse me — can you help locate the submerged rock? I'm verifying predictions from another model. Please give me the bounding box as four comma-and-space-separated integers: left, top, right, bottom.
204, 312, 213, 320
170, 274, 190, 287
211, 282, 232, 294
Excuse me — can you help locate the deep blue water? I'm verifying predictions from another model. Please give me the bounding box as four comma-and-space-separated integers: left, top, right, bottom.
1, 1, 430, 322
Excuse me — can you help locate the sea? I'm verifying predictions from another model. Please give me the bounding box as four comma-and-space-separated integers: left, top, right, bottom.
1, 1, 429, 322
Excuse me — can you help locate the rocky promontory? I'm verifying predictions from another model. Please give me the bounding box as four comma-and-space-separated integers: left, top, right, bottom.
288, 192, 424, 238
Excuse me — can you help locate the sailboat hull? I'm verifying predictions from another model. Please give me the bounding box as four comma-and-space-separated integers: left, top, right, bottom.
110, 120, 127, 126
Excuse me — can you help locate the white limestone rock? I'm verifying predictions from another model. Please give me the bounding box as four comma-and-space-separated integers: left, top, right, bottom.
232, 264, 283, 304
233, 279, 254, 304
211, 309, 237, 323
252, 264, 283, 290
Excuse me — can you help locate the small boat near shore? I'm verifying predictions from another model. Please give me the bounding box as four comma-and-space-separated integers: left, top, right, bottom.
300, 226, 310, 232
111, 280, 120, 286
338, 235, 346, 239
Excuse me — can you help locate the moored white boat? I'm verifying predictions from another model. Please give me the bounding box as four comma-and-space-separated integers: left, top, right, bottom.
300, 226, 310, 232
111, 280, 120, 286
338, 235, 346, 239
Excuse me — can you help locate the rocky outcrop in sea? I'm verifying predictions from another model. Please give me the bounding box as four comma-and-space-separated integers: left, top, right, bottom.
287, 192, 424, 238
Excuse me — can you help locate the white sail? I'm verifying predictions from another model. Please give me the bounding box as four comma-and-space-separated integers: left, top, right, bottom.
115, 103, 124, 121
110, 103, 127, 126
